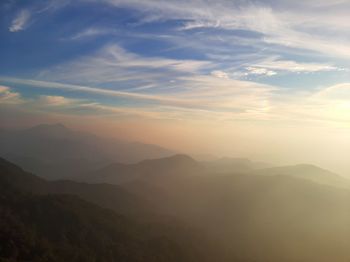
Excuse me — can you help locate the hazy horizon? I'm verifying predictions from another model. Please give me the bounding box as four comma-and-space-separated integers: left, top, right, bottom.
1, 119, 349, 176
3, 2, 350, 261
2, 0, 350, 175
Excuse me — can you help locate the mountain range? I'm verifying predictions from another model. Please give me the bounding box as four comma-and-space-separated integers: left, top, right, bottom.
83, 153, 350, 189
76, 154, 350, 262
2, 123, 350, 261
0, 123, 175, 179
0, 157, 222, 262
250, 163, 350, 189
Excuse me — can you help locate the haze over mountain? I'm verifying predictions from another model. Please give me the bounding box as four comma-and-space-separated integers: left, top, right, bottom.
202, 157, 270, 173
0, 123, 175, 179
86, 156, 350, 262
84, 153, 347, 188
84, 154, 204, 184
3, 154, 350, 261
2, 0, 350, 261
251, 164, 350, 189
0, 157, 222, 262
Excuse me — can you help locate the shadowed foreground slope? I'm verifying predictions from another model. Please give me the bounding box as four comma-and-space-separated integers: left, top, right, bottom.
0, 158, 222, 262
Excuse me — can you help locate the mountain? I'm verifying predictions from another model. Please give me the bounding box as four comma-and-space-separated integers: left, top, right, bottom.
0, 157, 222, 262
112, 160, 350, 262
0, 157, 152, 216
84, 154, 203, 184
202, 157, 270, 173
4, 150, 350, 261
0, 123, 175, 179
250, 164, 350, 188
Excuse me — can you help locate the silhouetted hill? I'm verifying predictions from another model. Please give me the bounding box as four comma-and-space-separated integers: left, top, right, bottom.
0, 158, 222, 262
0, 123, 175, 179
0, 157, 150, 215
85, 154, 203, 184
4, 154, 350, 261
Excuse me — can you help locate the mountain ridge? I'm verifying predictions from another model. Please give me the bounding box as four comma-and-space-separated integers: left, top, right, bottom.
83, 154, 203, 184
0, 157, 219, 262
0, 123, 175, 179
251, 163, 350, 188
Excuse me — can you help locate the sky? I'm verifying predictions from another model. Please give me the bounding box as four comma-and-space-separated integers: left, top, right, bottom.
1, 0, 350, 174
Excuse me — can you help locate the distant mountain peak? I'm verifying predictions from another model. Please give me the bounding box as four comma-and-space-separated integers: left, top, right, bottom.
21, 123, 73, 139
279, 163, 335, 174
293, 163, 325, 169
166, 154, 195, 161
28, 123, 68, 131
140, 154, 197, 165
85, 154, 202, 184
252, 163, 349, 189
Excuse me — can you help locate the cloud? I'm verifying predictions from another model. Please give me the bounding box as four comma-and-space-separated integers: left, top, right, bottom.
95, 0, 350, 58
32, 41, 278, 114
68, 27, 118, 40
245, 67, 277, 77
0, 86, 22, 104
37, 44, 212, 91
4, 77, 350, 127
38, 95, 76, 106
246, 58, 339, 75
0, 77, 208, 108
211, 70, 229, 79
9, 9, 31, 32
0, 92, 158, 119
34, 95, 145, 117
8, 0, 70, 33
313, 83, 350, 101
0, 75, 276, 117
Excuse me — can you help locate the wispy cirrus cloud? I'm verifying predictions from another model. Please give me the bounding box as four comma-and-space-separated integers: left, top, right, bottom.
3, 1, 350, 124
0, 77, 186, 104
4, 76, 350, 127
68, 27, 119, 40
37, 44, 212, 90
8, 0, 70, 33
95, 0, 350, 58
0, 75, 275, 115
9, 9, 31, 32
250, 58, 339, 73
242, 57, 342, 77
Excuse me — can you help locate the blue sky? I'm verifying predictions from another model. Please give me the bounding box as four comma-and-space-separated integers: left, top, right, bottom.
1, 0, 350, 172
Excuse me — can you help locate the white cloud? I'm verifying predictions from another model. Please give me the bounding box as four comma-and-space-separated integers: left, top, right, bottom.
0, 74, 276, 116
211, 70, 229, 79
5, 76, 350, 126
38, 95, 75, 106
95, 0, 350, 58
253, 57, 338, 73
29, 42, 280, 115
0, 77, 206, 107
37, 44, 212, 88
313, 83, 350, 101
8, 1, 70, 33
0, 86, 22, 104
9, 9, 31, 32
68, 27, 118, 40
241, 57, 342, 77
245, 67, 277, 77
